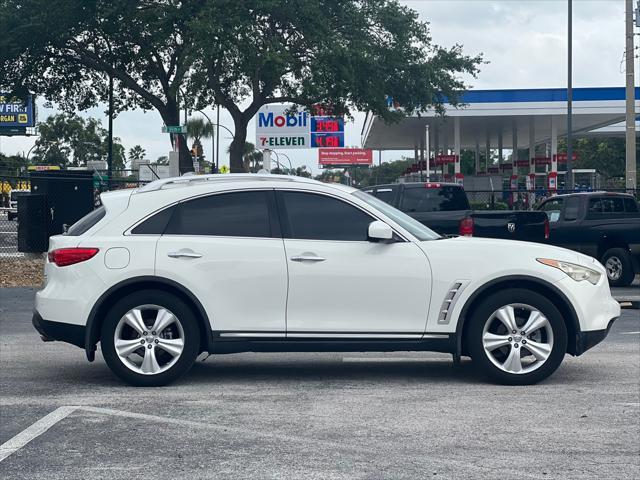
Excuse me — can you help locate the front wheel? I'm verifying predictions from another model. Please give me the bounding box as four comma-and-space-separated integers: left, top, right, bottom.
101, 290, 201, 386
601, 248, 635, 287
466, 289, 567, 385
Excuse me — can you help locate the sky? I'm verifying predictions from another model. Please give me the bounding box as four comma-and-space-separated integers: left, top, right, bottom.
0, 0, 633, 173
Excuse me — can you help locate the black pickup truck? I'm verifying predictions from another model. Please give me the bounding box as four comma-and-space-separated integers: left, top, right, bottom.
363, 182, 549, 242
535, 192, 640, 286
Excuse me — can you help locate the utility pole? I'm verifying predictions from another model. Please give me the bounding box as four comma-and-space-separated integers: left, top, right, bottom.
216, 105, 220, 172
625, 0, 637, 191
566, 0, 574, 191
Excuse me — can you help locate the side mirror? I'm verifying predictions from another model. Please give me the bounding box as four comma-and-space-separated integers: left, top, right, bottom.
368, 220, 393, 241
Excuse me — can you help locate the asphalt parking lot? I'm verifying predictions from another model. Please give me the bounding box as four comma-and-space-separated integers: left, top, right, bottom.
0, 287, 639, 479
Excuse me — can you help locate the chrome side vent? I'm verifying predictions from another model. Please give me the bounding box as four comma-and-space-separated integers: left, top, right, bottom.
438, 281, 468, 325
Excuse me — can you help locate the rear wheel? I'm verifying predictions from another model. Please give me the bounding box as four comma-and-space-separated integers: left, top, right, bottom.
101, 290, 200, 386
601, 248, 635, 287
466, 289, 567, 385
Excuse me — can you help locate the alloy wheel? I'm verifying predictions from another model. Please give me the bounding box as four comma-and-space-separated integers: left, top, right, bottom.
113, 304, 185, 375
605, 256, 622, 281
482, 303, 554, 375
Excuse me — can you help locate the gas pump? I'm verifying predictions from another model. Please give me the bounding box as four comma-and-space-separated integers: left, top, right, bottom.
547, 172, 558, 192
454, 173, 464, 187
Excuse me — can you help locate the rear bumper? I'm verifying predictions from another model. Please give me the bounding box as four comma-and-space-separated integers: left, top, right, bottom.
32, 311, 85, 349
573, 317, 617, 356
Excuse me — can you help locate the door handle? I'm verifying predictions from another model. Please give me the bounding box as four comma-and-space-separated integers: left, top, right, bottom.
167, 250, 202, 259
290, 255, 326, 262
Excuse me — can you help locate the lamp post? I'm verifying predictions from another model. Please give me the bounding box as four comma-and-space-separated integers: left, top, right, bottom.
566, 0, 574, 191
195, 109, 235, 173
274, 151, 293, 174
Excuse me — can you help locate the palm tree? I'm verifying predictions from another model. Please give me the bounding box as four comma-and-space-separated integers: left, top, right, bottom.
128, 145, 146, 162
226, 141, 263, 173
186, 118, 214, 163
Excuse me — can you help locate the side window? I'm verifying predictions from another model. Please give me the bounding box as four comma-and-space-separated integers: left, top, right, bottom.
624, 197, 639, 213
280, 191, 374, 241
563, 197, 580, 221
373, 188, 395, 205
588, 198, 603, 213
165, 191, 273, 237
540, 199, 563, 222
401, 186, 469, 212
131, 205, 176, 235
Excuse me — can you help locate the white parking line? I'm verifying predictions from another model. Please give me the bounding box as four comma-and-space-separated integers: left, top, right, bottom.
0, 405, 544, 478
0, 406, 78, 463
620, 331, 640, 335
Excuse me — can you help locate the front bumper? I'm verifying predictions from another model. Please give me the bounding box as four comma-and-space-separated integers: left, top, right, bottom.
32, 310, 85, 349
573, 317, 617, 356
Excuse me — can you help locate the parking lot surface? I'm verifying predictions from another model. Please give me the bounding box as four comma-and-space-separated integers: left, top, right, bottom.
1, 287, 639, 479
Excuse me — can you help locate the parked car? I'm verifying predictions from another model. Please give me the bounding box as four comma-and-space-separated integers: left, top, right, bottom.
7, 189, 29, 221
535, 192, 640, 287
34, 174, 619, 386
363, 183, 549, 241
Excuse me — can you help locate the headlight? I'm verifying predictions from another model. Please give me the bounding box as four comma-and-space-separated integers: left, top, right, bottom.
537, 258, 601, 285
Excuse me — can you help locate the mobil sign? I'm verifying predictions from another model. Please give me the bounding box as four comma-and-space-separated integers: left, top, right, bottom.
256, 104, 310, 149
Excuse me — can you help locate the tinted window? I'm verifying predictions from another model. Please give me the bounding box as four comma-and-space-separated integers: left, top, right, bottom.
131, 206, 176, 235
539, 198, 563, 223
589, 197, 625, 214
373, 188, 396, 205
165, 191, 273, 237
624, 197, 639, 213
66, 206, 106, 236
281, 191, 373, 241
563, 197, 580, 221
401, 186, 469, 212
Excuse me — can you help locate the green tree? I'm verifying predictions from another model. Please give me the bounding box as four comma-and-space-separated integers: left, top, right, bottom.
31, 113, 125, 169
186, 117, 214, 163
0, 0, 203, 174
128, 145, 147, 163
156, 155, 169, 166
190, 0, 481, 171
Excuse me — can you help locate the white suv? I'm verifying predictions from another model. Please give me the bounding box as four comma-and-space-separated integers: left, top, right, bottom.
34, 174, 620, 386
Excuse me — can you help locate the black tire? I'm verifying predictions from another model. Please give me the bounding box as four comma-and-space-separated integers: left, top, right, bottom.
101, 290, 201, 386
466, 288, 568, 385
601, 248, 635, 287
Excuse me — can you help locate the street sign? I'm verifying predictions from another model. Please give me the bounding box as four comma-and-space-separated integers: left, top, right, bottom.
0, 93, 35, 129
162, 125, 187, 134
318, 148, 372, 166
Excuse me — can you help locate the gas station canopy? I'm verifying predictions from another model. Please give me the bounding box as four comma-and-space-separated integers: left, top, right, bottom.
362, 87, 640, 151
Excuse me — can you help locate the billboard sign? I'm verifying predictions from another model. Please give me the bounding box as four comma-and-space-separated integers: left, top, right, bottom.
256, 104, 345, 149
0, 93, 35, 128
318, 148, 372, 166
256, 104, 311, 149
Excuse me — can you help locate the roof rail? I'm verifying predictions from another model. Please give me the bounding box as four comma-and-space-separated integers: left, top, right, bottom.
134, 173, 318, 194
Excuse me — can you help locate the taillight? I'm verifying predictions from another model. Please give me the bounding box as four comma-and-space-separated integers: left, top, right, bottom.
544, 218, 550, 240
459, 217, 474, 237
48, 248, 99, 267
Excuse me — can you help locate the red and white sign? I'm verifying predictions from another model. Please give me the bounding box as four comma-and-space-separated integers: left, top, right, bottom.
510, 175, 518, 190
554, 153, 578, 162
514, 159, 531, 168
434, 154, 458, 166
548, 172, 558, 191
318, 148, 373, 166
534, 157, 552, 166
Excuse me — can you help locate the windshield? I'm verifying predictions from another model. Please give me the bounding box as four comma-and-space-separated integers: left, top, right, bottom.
353, 190, 441, 241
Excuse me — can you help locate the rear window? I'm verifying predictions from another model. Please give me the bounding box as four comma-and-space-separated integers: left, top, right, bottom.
66, 206, 106, 236
401, 186, 469, 212
589, 197, 625, 214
